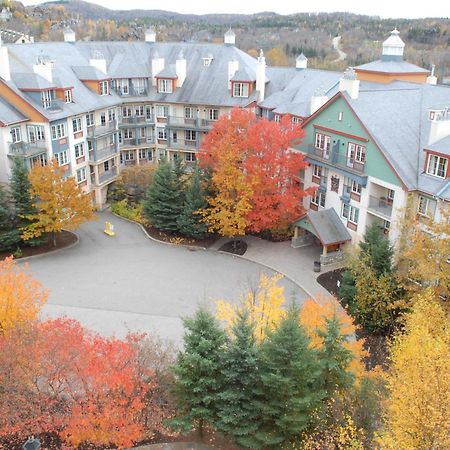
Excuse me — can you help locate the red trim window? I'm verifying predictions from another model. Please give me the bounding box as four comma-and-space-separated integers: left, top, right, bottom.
157, 79, 173, 94
426, 153, 448, 179
232, 82, 250, 97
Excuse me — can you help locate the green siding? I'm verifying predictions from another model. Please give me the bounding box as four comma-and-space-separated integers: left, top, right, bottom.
297, 96, 402, 187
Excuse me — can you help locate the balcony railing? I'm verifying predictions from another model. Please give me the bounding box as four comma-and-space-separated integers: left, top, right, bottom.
86, 120, 117, 138
367, 195, 393, 219
95, 167, 118, 185
8, 140, 47, 158
169, 139, 199, 150
167, 116, 213, 130
88, 144, 118, 162
112, 87, 148, 97
307, 144, 365, 174
119, 115, 155, 125
120, 136, 155, 147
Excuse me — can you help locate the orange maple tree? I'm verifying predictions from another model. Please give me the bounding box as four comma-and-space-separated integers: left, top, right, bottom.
199, 108, 312, 233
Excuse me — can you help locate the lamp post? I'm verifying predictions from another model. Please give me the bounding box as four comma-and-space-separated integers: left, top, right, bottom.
22, 437, 41, 450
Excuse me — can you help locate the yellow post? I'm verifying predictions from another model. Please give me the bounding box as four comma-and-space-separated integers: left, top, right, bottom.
104, 221, 115, 236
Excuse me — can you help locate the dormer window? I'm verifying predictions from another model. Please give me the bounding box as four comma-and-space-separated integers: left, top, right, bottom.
41, 90, 53, 109
428, 109, 448, 121
99, 80, 109, 96
233, 82, 249, 98
426, 153, 448, 178
203, 57, 213, 67
64, 89, 73, 103
158, 79, 173, 94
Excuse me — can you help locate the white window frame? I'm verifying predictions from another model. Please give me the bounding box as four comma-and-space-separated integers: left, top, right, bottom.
123, 150, 134, 161
314, 133, 331, 158
72, 117, 82, 133
124, 129, 133, 140
274, 115, 281, 123
185, 152, 196, 162
86, 113, 94, 127
312, 164, 322, 178
54, 150, 69, 166
108, 108, 116, 122
27, 125, 45, 143
99, 80, 109, 96
426, 154, 448, 179
347, 142, 366, 164
76, 167, 87, 183
233, 82, 249, 98
185, 130, 197, 142
351, 180, 362, 195
417, 195, 436, 218
158, 79, 173, 94
41, 90, 52, 109
134, 106, 144, 117
157, 128, 167, 140
184, 107, 195, 119
74, 143, 85, 159
292, 116, 302, 125
11, 126, 22, 143
64, 89, 73, 104
51, 123, 67, 140
311, 190, 326, 208
208, 108, 219, 121
341, 203, 359, 224
156, 105, 169, 118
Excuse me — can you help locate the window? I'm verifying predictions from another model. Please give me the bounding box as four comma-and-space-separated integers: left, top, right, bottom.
76, 167, 86, 183
108, 108, 116, 122
100, 113, 106, 126
184, 107, 194, 119
347, 142, 366, 164
51, 123, 66, 140
157, 128, 167, 140
86, 113, 94, 127
314, 133, 331, 157
74, 143, 85, 158
338, 111, 344, 121
27, 125, 44, 142
99, 80, 109, 96
10, 127, 22, 143
146, 106, 153, 120
203, 57, 213, 66
156, 105, 169, 118
41, 90, 52, 109
292, 116, 302, 125
54, 150, 69, 166
104, 160, 110, 171
87, 140, 93, 152
387, 189, 395, 201
274, 115, 281, 123
208, 108, 219, 121
311, 190, 326, 208
134, 106, 144, 117
30, 154, 47, 168
158, 79, 173, 94
233, 82, 249, 97
417, 195, 436, 218
351, 180, 362, 194
64, 89, 73, 103
122, 106, 132, 117
172, 131, 178, 142
185, 130, 197, 141
132, 78, 147, 95
426, 154, 448, 178
123, 150, 134, 161
139, 149, 152, 160
72, 117, 82, 133
312, 164, 322, 178
185, 152, 196, 162
342, 203, 359, 224
124, 129, 133, 140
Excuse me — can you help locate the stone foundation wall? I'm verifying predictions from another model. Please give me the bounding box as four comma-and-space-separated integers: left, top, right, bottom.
320, 250, 346, 265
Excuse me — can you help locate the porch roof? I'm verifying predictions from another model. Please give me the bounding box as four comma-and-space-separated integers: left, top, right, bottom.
294, 208, 352, 246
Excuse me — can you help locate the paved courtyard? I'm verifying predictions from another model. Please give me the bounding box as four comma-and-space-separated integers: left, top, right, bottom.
22, 212, 308, 346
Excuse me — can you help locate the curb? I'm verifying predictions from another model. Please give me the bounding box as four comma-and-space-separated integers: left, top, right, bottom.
14, 231, 80, 262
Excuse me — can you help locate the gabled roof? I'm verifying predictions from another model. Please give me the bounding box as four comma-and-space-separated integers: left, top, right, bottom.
425, 134, 450, 156
72, 65, 108, 81
355, 60, 429, 74
155, 65, 178, 78
0, 96, 27, 125
12, 72, 56, 90
230, 67, 255, 82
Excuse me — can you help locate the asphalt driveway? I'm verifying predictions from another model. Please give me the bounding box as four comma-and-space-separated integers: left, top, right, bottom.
23, 212, 308, 346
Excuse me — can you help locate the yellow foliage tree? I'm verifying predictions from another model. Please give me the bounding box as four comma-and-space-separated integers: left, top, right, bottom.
21, 159, 95, 246
265, 46, 289, 66
377, 289, 450, 449
0, 257, 47, 334
216, 273, 286, 342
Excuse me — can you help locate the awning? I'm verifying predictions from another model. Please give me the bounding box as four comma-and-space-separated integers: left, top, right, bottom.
294, 208, 352, 246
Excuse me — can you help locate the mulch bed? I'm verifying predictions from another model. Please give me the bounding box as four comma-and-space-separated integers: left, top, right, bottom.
218, 239, 247, 256
0, 231, 77, 261
317, 267, 389, 369
143, 225, 220, 249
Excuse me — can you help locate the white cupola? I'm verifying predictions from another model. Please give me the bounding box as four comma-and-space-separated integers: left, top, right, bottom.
381, 29, 405, 61
145, 27, 156, 43
296, 53, 308, 69
64, 27, 76, 43
224, 28, 236, 46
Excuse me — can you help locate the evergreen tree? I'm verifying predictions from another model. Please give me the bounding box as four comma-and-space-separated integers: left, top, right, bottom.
0, 185, 21, 251
215, 310, 261, 448
251, 307, 325, 449
339, 270, 356, 310
177, 168, 209, 239
10, 157, 34, 219
143, 159, 184, 232
170, 308, 227, 437
359, 223, 394, 276
317, 314, 355, 398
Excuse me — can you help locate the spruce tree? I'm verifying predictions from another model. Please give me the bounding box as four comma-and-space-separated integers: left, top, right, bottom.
252, 307, 325, 449
10, 157, 34, 219
0, 185, 21, 251
177, 168, 209, 239
170, 308, 227, 437
215, 310, 261, 448
143, 160, 184, 232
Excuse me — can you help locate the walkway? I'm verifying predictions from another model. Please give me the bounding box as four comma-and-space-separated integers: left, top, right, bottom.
22, 211, 307, 346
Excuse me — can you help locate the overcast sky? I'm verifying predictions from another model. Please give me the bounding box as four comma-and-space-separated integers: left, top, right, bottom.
21, 1, 450, 19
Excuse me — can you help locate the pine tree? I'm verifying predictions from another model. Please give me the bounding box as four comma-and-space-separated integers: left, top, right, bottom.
252, 307, 325, 449
10, 157, 34, 219
0, 185, 21, 251
143, 160, 184, 233
359, 223, 394, 276
177, 168, 209, 239
170, 308, 227, 437
215, 310, 261, 448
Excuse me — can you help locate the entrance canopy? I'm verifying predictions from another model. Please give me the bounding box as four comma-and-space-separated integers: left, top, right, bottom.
294, 208, 351, 246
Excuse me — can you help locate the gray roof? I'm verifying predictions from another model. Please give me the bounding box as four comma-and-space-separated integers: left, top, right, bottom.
355, 59, 430, 74
297, 208, 352, 245
425, 134, 450, 155
231, 67, 255, 82
156, 65, 178, 78
1, 29, 29, 44
12, 72, 56, 90
71, 65, 108, 80
0, 97, 27, 125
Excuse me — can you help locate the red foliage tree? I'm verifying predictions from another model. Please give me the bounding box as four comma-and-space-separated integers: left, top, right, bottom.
0, 319, 155, 449
199, 108, 313, 233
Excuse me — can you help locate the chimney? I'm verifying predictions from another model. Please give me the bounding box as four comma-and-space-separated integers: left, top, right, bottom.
33, 55, 53, 83
145, 27, 156, 43
427, 65, 438, 85
151, 51, 165, 86
224, 28, 236, 46
339, 68, 359, 100
64, 27, 76, 43
0, 35, 11, 81
228, 59, 239, 89
310, 89, 328, 115
256, 49, 266, 102
296, 53, 308, 70
175, 51, 186, 87
428, 108, 450, 145
89, 51, 107, 75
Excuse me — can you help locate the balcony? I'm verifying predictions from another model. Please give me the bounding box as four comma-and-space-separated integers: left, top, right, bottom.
86, 121, 117, 138
112, 87, 148, 97
167, 116, 213, 131
168, 139, 199, 150
93, 167, 118, 186
367, 195, 393, 219
8, 140, 47, 158
120, 136, 155, 147
88, 144, 118, 162
306, 144, 365, 174
119, 115, 155, 126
